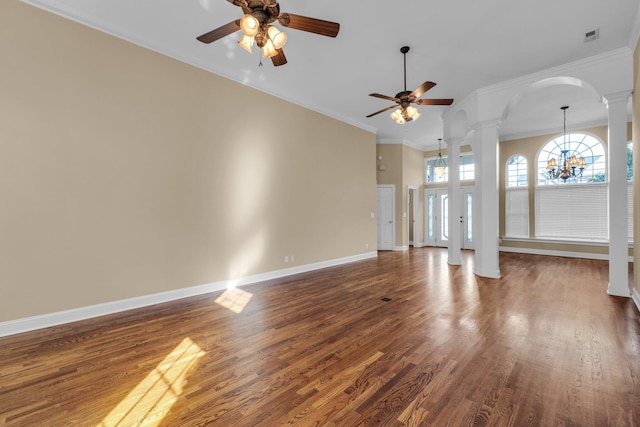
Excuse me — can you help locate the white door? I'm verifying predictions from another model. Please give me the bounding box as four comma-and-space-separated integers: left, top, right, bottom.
424, 188, 474, 249
424, 189, 449, 247
377, 185, 395, 251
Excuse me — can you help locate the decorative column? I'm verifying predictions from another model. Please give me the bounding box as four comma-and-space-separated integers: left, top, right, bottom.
604, 91, 631, 297
446, 137, 462, 265
469, 120, 501, 279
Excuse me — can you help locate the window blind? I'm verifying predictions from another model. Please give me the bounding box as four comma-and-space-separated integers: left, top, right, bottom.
506, 188, 529, 237
535, 184, 608, 240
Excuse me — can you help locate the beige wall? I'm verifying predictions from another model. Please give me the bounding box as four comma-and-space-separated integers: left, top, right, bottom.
0, 1, 377, 322
376, 144, 403, 247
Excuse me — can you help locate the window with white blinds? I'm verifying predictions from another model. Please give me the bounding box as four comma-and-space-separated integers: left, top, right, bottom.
506, 189, 529, 237
535, 183, 608, 241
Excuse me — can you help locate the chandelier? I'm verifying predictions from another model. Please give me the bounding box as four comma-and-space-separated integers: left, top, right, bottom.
547, 106, 586, 181
434, 138, 446, 178
237, 13, 287, 58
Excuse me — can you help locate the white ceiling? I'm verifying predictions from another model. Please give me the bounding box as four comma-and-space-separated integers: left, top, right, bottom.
23, 0, 640, 150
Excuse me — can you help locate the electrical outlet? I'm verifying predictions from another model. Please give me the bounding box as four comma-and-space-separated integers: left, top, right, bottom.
290, 255, 295, 262
284, 256, 289, 263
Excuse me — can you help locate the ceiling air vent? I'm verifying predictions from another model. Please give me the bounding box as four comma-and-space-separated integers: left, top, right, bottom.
584, 28, 599, 43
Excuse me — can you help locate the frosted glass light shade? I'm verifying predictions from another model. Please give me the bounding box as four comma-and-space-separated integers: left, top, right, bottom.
406, 106, 421, 121
237, 34, 254, 53
240, 14, 259, 37
262, 39, 278, 58
390, 108, 405, 124
267, 26, 287, 50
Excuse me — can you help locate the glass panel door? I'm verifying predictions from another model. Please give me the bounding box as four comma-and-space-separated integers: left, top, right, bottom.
462, 188, 474, 250
424, 189, 448, 247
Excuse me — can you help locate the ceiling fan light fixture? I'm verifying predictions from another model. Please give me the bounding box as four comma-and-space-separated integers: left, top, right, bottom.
390, 108, 406, 124
240, 14, 260, 37
406, 106, 421, 121
262, 39, 278, 58
237, 34, 254, 53
267, 25, 287, 50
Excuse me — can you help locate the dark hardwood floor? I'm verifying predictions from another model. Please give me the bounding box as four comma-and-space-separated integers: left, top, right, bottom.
1, 249, 639, 426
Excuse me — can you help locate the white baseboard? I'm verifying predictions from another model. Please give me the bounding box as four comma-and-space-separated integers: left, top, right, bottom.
394, 245, 409, 251
0, 251, 378, 338
499, 245, 634, 262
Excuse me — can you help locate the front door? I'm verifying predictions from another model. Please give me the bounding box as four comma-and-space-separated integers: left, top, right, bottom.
424, 187, 474, 249
424, 189, 449, 247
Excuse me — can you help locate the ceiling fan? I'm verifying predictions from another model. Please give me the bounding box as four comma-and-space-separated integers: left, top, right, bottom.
367, 46, 454, 124
196, 0, 340, 67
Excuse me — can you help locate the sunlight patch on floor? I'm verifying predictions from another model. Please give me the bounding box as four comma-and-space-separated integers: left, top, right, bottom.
97, 337, 205, 427
215, 287, 253, 313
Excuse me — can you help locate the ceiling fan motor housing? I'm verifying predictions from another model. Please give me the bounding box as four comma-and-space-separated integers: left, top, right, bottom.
395, 91, 413, 108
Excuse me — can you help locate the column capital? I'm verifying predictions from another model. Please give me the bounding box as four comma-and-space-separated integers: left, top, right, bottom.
602, 90, 632, 106
468, 119, 502, 134
443, 137, 464, 147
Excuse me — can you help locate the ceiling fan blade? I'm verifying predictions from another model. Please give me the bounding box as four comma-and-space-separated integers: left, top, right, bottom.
369, 93, 400, 103
415, 98, 454, 106
278, 13, 340, 37
410, 81, 437, 100
196, 20, 240, 44
271, 48, 287, 67
366, 105, 397, 118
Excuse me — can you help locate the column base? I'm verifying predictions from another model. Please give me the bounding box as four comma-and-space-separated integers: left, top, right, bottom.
607, 283, 631, 298
474, 267, 501, 279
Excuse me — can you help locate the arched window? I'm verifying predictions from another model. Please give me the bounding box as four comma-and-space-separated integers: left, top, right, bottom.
537, 133, 606, 185
535, 133, 607, 241
505, 155, 529, 237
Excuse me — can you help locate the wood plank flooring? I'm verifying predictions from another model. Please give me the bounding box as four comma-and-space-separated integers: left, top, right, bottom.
1, 249, 639, 426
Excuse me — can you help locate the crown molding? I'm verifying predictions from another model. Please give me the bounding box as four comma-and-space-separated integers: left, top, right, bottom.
500, 118, 609, 142
628, 4, 640, 51
376, 138, 429, 152
476, 48, 633, 98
